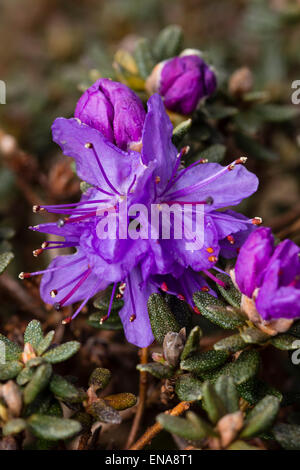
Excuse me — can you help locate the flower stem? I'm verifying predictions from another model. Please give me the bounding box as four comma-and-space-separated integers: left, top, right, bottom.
125, 347, 148, 449
129, 401, 191, 450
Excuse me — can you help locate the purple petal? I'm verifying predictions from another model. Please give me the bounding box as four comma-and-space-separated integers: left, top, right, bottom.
235, 227, 274, 297
119, 267, 156, 347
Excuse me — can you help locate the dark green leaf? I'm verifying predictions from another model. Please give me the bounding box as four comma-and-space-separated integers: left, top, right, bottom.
235, 132, 277, 161
240, 395, 280, 438
157, 412, 212, 441
16, 366, 34, 386
28, 414, 81, 441
24, 320, 43, 350
42, 341, 80, 364
181, 326, 202, 361
175, 374, 202, 402
103, 393, 137, 410
216, 273, 242, 308
23, 363, 52, 405
172, 119, 192, 147
202, 381, 227, 424
0, 361, 23, 380
273, 423, 300, 450
254, 104, 300, 122
0, 251, 14, 274
148, 293, 180, 344
50, 375, 83, 403
240, 327, 269, 345
137, 362, 174, 379
89, 368, 111, 390
198, 144, 226, 163
88, 310, 123, 330
153, 25, 183, 61
215, 375, 239, 414
0, 334, 21, 361
180, 350, 229, 376
214, 334, 247, 353
87, 398, 121, 424
134, 38, 155, 79
193, 292, 245, 329
270, 334, 299, 350
3, 419, 27, 436
36, 331, 55, 355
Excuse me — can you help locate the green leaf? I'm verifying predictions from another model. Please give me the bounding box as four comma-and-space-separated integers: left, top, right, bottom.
180, 350, 229, 376
24, 320, 43, 350
0, 334, 21, 361
93, 286, 124, 312
42, 341, 80, 364
227, 440, 260, 450
88, 310, 123, 330
235, 132, 277, 162
237, 378, 282, 405
28, 414, 81, 441
273, 423, 300, 450
287, 320, 300, 337
175, 374, 203, 402
215, 375, 239, 414
16, 366, 34, 386
148, 293, 180, 344
103, 393, 137, 410
270, 334, 300, 350
240, 395, 280, 438
193, 292, 245, 330
240, 327, 269, 345
230, 350, 261, 386
215, 273, 242, 308
153, 25, 183, 61
254, 104, 300, 122
137, 362, 174, 379
202, 381, 227, 424
172, 119, 192, 147
0, 361, 23, 380
157, 412, 211, 441
89, 368, 111, 390
3, 419, 27, 436
198, 144, 226, 163
50, 375, 83, 403
87, 398, 121, 424
214, 334, 247, 353
134, 38, 155, 79
23, 363, 52, 405
36, 331, 55, 355
181, 326, 202, 361
205, 104, 238, 120
0, 251, 14, 274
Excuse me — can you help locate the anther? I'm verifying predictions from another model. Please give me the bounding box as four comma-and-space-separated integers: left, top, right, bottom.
160, 282, 168, 292
57, 219, 65, 228
177, 294, 185, 301
208, 255, 218, 263
50, 289, 57, 298
193, 306, 201, 314
18, 272, 30, 280
32, 205, 45, 213
54, 302, 61, 311
201, 286, 209, 292
155, 176, 161, 184
227, 235, 235, 244
181, 146, 190, 156
205, 196, 214, 205
129, 314, 136, 322
199, 158, 208, 164
119, 282, 126, 295
62, 316, 72, 325
206, 247, 214, 254
41, 242, 49, 249
252, 217, 262, 225
100, 315, 109, 325
85, 142, 93, 149
33, 248, 43, 257
116, 293, 123, 299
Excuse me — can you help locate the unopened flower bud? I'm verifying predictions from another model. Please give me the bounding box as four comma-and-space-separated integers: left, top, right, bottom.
228, 67, 253, 97
146, 51, 217, 115
75, 78, 146, 151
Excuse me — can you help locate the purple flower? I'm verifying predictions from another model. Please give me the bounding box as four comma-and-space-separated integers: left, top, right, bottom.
146, 52, 217, 114
75, 78, 146, 151
21, 90, 258, 347
235, 227, 300, 321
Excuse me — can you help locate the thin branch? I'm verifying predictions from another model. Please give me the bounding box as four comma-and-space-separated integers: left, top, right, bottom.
129, 401, 191, 450
125, 347, 148, 449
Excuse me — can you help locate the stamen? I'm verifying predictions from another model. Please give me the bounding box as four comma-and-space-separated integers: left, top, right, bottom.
193, 306, 201, 314
54, 268, 92, 309
159, 146, 189, 197
161, 197, 213, 206
208, 255, 218, 263
166, 158, 248, 200
119, 282, 126, 295
177, 293, 186, 301
127, 174, 137, 194
201, 286, 209, 292
203, 269, 227, 289
85, 143, 122, 196
206, 247, 214, 254
18, 256, 85, 279
252, 217, 262, 225
69, 279, 102, 321
129, 314, 136, 322
160, 282, 168, 292
50, 289, 57, 298
62, 316, 72, 325
155, 176, 161, 184
33, 249, 43, 257
127, 275, 136, 323
106, 283, 117, 320
227, 235, 235, 244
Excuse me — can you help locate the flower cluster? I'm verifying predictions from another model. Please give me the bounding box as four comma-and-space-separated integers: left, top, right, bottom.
234, 227, 300, 324
21, 79, 259, 347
